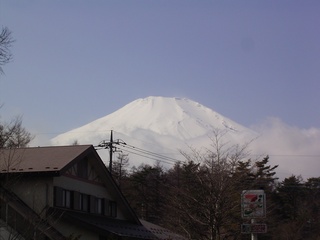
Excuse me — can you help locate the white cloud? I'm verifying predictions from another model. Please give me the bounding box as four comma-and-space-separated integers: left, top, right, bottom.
29, 133, 52, 147
251, 117, 320, 180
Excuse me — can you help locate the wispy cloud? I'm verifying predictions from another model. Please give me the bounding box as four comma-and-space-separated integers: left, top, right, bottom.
251, 117, 320, 180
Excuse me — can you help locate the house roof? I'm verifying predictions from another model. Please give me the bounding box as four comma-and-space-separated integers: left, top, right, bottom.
61, 210, 186, 240
0, 145, 187, 240
0, 145, 142, 224
0, 145, 93, 174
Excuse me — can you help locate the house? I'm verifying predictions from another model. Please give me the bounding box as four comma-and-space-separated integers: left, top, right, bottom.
0, 145, 186, 240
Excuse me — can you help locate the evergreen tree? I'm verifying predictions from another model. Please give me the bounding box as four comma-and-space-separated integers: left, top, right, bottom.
122, 164, 166, 224
304, 177, 320, 238
249, 156, 278, 192
111, 153, 129, 188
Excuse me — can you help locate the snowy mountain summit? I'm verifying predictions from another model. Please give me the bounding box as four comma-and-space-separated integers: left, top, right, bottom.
51, 96, 257, 166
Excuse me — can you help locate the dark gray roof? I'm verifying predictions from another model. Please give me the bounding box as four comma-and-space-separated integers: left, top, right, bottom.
0, 145, 93, 173
140, 220, 186, 240
62, 211, 186, 240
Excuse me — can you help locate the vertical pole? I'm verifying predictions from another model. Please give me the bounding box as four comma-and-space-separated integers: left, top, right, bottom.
251, 219, 257, 240
119, 155, 122, 188
109, 130, 113, 173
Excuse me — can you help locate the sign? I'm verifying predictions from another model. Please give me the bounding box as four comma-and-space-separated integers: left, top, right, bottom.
241, 224, 267, 234
241, 190, 266, 218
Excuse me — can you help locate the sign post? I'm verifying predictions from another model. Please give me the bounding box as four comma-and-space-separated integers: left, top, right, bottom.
241, 190, 266, 240
241, 223, 267, 234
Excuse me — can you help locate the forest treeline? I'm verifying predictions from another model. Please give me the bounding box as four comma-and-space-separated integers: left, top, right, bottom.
111, 133, 320, 240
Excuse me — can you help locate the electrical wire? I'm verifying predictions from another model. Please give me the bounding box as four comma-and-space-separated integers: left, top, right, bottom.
116, 147, 175, 166
118, 143, 182, 163
94, 140, 183, 166
117, 146, 182, 165
97, 141, 320, 168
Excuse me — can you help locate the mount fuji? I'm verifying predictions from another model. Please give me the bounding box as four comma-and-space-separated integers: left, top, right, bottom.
51, 96, 258, 167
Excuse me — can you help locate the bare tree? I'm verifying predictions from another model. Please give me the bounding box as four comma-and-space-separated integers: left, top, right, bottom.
0, 27, 14, 74
0, 115, 33, 148
0, 117, 34, 238
162, 130, 276, 240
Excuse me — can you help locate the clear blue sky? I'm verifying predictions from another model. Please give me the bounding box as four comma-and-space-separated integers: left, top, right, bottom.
0, 1, 319, 143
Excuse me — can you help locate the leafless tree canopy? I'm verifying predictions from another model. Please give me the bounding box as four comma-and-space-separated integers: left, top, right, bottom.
120, 131, 281, 240
0, 27, 14, 74
0, 115, 33, 148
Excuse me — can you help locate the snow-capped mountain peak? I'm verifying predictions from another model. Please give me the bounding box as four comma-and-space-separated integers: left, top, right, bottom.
51, 96, 257, 167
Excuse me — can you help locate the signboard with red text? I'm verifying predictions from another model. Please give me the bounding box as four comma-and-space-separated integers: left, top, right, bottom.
241, 190, 266, 218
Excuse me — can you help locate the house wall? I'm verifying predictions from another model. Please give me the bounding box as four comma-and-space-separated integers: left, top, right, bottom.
53, 175, 126, 220
10, 176, 53, 217
7, 175, 119, 239
54, 175, 110, 199
9, 174, 125, 219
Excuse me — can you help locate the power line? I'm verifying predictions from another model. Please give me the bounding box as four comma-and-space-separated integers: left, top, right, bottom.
97, 141, 320, 167
263, 154, 320, 158
117, 147, 176, 166
119, 143, 182, 163
95, 131, 184, 167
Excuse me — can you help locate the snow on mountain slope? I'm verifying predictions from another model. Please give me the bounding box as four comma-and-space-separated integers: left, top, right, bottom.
51, 96, 257, 167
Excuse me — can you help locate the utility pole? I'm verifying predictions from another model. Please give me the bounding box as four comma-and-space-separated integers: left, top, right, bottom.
109, 130, 114, 172
96, 130, 126, 173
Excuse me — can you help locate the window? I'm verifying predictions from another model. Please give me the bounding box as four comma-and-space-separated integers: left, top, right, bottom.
54, 187, 115, 217
73, 192, 95, 213
80, 193, 89, 212
109, 201, 117, 218
64, 190, 72, 208
54, 187, 72, 209
95, 198, 103, 215
73, 191, 81, 210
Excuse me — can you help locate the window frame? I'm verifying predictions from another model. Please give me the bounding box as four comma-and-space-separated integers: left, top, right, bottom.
54, 187, 72, 209
54, 187, 115, 217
